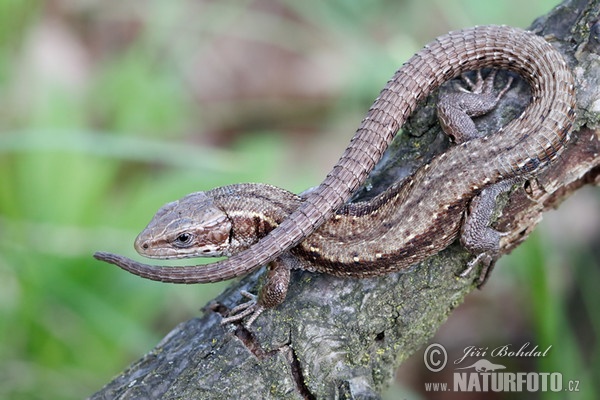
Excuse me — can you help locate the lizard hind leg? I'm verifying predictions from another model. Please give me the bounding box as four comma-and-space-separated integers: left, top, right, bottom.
437, 69, 514, 143
458, 178, 520, 285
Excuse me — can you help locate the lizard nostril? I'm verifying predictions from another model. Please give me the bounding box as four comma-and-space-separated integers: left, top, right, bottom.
142, 243, 149, 250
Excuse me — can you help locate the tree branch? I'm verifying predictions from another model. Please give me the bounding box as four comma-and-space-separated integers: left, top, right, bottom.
91, 1, 600, 398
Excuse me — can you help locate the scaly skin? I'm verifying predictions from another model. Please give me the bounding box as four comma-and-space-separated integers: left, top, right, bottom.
95, 26, 575, 289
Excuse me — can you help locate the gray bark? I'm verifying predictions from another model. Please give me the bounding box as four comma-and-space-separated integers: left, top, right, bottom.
91, 1, 600, 398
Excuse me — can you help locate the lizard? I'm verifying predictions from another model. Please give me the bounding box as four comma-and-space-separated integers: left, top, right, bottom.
94, 25, 576, 326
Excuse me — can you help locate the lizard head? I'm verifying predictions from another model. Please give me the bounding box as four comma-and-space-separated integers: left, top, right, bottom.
134, 191, 232, 259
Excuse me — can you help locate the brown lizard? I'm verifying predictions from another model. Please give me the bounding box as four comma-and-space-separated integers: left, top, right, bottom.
94, 25, 576, 326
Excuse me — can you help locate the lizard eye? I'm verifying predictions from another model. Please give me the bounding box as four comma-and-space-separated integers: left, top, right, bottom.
173, 232, 194, 248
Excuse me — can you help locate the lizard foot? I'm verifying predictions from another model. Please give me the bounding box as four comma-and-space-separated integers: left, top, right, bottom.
456, 69, 513, 98
220, 290, 265, 328
438, 69, 514, 143
459, 251, 498, 287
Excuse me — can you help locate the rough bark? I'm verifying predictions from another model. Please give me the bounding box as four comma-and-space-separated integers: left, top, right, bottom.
91, 1, 600, 399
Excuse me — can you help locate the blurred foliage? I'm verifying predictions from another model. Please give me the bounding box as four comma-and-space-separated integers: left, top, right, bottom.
0, 0, 597, 399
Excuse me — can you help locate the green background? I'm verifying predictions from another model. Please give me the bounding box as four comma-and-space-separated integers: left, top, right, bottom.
0, 0, 597, 399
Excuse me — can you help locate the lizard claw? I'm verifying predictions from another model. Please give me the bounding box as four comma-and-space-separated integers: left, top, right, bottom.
220, 290, 265, 328
458, 252, 497, 287
456, 69, 487, 93
457, 69, 513, 98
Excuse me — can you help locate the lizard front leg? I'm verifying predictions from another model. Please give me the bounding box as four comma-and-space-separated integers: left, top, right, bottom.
221, 257, 291, 327
437, 70, 517, 283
